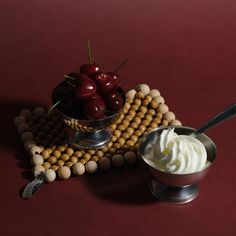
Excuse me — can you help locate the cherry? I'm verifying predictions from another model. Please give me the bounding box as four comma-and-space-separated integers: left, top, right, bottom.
74, 73, 97, 100
80, 63, 100, 76
91, 72, 116, 94
108, 72, 121, 89
84, 96, 106, 120
104, 90, 123, 111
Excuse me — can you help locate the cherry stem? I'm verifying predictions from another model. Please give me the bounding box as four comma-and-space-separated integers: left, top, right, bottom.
64, 75, 76, 80
112, 59, 128, 73
87, 38, 92, 64
47, 101, 61, 114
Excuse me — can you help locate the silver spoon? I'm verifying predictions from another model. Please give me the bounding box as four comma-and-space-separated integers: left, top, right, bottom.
192, 103, 236, 136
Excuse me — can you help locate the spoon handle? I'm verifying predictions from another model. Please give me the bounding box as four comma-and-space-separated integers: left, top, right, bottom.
193, 103, 236, 136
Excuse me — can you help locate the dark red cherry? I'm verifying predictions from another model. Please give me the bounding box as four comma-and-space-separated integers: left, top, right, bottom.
84, 97, 106, 120
105, 90, 123, 111
74, 73, 97, 100
91, 72, 116, 94
80, 63, 100, 76
108, 72, 121, 89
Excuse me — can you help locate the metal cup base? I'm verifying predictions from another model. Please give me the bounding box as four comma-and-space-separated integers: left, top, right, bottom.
150, 179, 199, 204
64, 127, 112, 149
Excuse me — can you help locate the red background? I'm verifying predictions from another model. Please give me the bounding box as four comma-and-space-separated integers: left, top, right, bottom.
0, 0, 236, 235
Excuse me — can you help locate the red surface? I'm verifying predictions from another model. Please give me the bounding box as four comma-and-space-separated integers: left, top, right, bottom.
0, 0, 236, 235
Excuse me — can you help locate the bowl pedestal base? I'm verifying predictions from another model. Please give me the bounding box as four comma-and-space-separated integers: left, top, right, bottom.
64, 128, 112, 149
150, 179, 199, 204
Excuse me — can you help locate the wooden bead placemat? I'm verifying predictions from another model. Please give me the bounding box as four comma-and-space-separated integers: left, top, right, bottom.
14, 84, 182, 183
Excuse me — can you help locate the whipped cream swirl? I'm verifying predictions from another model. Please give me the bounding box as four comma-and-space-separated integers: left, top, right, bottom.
145, 128, 210, 174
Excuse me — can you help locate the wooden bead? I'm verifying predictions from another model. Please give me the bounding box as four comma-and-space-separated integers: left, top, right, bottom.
127, 110, 136, 117
163, 111, 176, 122
65, 161, 73, 168
74, 151, 83, 158
161, 120, 169, 126
96, 150, 104, 158
139, 125, 146, 133
99, 157, 111, 171
118, 137, 126, 146
122, 132, 130, 139
138, 84, 150, 95
145, 114, 153, 121
91, 156, 99, 162
142, 100, 150, 106
126, 140, 135, 146
130, 122, 138, 129
20, 109, 32, 120
130, 104, 139, 111
33, 107, 45, 116
52, 150, 61, 158
32, 165, 45, 176
110, 124, 117, 131
122, 119, 130, 128
83, 153, 91, 161
45, 169, 56, 182
79, 159, 87, 164
17, 123, 30, 134
101, 146, 108, 153
42, 162, 51, 170
70, 156, 78, 164
149, 89, 160, 98
150, 122, 158, 129
113, 143, 121, 150
139, 106, 148, 113
117, 124, 126, 131
73, 162, 85, 175
133, 98, 142, 106
124, 115, 133, 122
126, 127, 134, 136
153, 117, 162, 124
112, 154, 124, 167
60, 154, 69, 162
58, 166, 71, 179
88, 149, 96, 155
130, 135, 138, 143
150, 100, 158, 109
66, 148, 74, 156
135, 91, 145, 99
14, 116, 26, 126
41, 149, 50, 160
24, 139, 36, 150
108, 147, 116, 154
137, 112, 145, 119
147, 109, 156, 116
85, 161, 98, 174
145, 95, 152, 102
158, 104, 169, 113
31, 154, 44, 166
141, 119, 150, 126
48, 156, 57, 164
51, 165, 59, 172
124, 151, 137, 164
169, 119, 182, 126
30, 146, 42, 156
112, 136, 118, 142
134, 129, 142, 137
114, 130, 121, 138
133, 117, 141, 125
153, 96, 165, 104
56, 160, 65, 167
126, 89, 136, 100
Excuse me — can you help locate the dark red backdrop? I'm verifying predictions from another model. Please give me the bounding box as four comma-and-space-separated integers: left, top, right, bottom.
0, 0, 236, 235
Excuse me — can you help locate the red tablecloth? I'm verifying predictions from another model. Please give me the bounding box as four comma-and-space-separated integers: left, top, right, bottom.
1, 0, 236, 235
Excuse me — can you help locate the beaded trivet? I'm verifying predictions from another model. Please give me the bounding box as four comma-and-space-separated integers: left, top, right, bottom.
14, 84, 182, 183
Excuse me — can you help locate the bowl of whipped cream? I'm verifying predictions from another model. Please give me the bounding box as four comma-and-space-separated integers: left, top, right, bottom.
139, 126, 216, 204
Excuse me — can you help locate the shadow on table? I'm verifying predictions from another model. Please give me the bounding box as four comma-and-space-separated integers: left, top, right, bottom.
0, 99, 46, 181
83, 162, 158, 205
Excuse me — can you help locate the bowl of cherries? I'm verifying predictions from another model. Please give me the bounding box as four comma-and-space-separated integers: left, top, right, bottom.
52, 59, 126, 149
